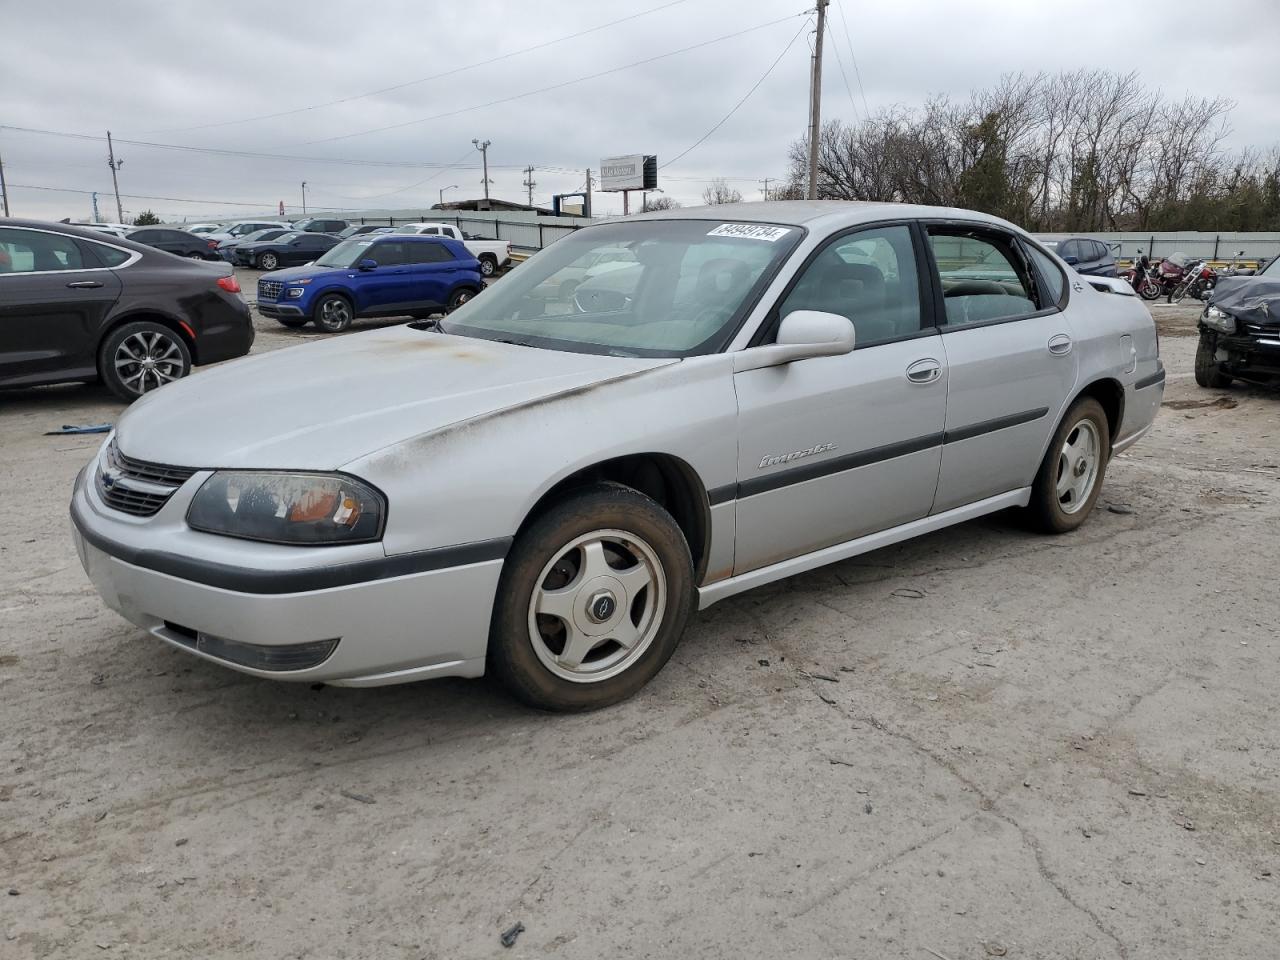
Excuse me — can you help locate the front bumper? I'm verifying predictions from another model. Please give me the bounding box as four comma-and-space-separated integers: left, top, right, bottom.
1201, 323, 1280, 384
69, 464, 504, 686
256, 301, 306, 319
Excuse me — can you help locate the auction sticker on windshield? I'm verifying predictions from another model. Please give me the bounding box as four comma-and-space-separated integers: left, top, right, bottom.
707, 223, 792, 242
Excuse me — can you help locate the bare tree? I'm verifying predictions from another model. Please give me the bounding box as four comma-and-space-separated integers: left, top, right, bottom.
641, 195, 680, 212
701, 179, 743, 205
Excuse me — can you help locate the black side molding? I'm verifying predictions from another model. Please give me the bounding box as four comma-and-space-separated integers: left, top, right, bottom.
72, 500, 509, 595
1133, 368, 1166, 391
943, 407, 1048, 444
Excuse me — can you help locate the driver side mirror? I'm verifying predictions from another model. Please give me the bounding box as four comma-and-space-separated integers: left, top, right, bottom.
358, 258, 378, 271
734, 310, 856, 373
1062, 255, 1079, 265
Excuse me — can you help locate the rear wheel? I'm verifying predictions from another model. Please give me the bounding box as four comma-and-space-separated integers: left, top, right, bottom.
447, 287, 476, 311
1195, 332, 1233, 388
312, 294, 354, 333
99, 321, 192, 401
257, 252, 279, 271
489, 484, 694, 712
1026, 397, 1109, 533
478, 255, 497, 277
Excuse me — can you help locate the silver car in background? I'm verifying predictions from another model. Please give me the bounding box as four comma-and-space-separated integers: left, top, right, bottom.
70, 201, 1163, 711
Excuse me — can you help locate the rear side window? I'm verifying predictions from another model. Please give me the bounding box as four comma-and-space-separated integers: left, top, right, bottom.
928, 231, 1039, 326
0, 228, 84, 273
1094, 240, 1110, 261
405, 242, 454, 264
83, 241, 132, 268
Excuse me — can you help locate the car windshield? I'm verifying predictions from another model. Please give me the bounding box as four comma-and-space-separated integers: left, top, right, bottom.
313, 239, 376, 268
440, 219, 801, 357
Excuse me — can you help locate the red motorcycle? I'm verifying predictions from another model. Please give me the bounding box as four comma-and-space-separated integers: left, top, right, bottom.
1171, 260, 1216, 303
1155, 254, 1190, 302
1123, 251, 1162, 300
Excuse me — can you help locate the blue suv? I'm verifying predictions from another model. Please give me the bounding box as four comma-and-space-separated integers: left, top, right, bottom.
256, 235, 484, 332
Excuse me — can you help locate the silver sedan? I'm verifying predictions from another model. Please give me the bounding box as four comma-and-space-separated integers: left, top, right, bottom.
71, 201, 1164, 710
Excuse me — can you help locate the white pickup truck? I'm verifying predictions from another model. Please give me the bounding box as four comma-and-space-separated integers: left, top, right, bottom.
393, 222, 512, 277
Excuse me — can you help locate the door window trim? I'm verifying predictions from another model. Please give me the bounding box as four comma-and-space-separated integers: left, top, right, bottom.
748, 218, 939, 350
0, 226, 141, 276
1019, 237, 1070, 311
921, 220, 1060, 333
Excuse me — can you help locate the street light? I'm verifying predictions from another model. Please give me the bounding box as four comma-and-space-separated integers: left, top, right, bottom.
439, 184, 458, 207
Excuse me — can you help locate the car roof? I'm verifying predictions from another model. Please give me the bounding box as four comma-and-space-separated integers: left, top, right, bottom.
0, 217, 159, 254
623, 200, 1024, 234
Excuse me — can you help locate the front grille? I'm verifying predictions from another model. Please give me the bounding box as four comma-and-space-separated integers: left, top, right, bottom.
97, 440, 198, 517
1242, 321, 1280, 337
258, 280, 283, 301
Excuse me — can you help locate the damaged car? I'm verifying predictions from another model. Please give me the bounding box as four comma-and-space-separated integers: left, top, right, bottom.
1196, 254, 1280, 388
70, 202, 1163, 711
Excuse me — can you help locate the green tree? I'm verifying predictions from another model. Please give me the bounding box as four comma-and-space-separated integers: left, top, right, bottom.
132, 210, 161, 226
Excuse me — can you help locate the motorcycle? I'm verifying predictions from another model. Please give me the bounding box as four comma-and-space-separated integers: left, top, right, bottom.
1155, 253, 1191, 302
1170, 259, 1216, 303
1123, 250, 1162, 300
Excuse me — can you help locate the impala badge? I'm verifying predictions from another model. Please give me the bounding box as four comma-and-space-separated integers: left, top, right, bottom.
760, 442, 837, 470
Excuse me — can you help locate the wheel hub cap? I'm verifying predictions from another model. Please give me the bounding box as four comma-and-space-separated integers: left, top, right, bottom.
586, 590, 617, 624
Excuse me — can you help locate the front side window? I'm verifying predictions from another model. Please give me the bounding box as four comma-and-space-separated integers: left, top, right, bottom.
0, 228, 83, 273
778, 224, 922, 346
928, 230, 1040, 326
441, 219, 802, 357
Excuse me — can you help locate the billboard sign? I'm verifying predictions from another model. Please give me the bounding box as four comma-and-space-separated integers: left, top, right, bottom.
600, 155, 657, 192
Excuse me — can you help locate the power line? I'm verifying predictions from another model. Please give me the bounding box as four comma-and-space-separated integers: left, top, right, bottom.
304, 11, 810, 145
823, 18, 860, 121
8, 182, 366, 212
661, 16, 810, 170
146, 0, 688, 135
833, 0, 870, 118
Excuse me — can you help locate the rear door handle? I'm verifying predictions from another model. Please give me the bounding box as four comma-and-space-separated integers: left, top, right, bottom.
1048, 334, 1073, 356
906, 358, 942, 384
66, 280, 104, 289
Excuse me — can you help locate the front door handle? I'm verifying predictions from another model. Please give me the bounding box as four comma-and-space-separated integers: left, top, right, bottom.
906, 358, 942, 384
1048, 334, 1073, 356
66, 280, 104, 289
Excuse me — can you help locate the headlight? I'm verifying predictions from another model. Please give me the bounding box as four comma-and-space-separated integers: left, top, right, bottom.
286, 287, 306, 299
187, 472, 385, 545
1203, 305, 1236, 334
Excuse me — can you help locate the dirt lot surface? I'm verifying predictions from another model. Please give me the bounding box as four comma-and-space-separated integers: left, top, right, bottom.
3, 290, 1278, 959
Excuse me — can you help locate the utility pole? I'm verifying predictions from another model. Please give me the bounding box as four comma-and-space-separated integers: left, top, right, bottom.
0, 149, 9, 217
301, 181, 307, 215
472, 139, 492, 201
522, 165, 536, 207
759, 177, 773, 201
439, 184, 458, 207
584, 168, 593, 218
806, 0, 829, 200
106, 131, 124, 223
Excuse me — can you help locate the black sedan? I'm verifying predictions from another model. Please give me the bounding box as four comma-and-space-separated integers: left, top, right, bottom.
336, 224, 395, 239
215, 227, 291, 263
126, 226, 222, 260
235, 231, 339, 270
0, 219, 253, 401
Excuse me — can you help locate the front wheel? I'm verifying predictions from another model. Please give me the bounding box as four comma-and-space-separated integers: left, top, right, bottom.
99, 321, 192, 401
1026, 397, 1110, 533
1195, 332, 1233, 388
312, 294, 354, 333
1138, 278, 1161, 300
488, 484, 694, 711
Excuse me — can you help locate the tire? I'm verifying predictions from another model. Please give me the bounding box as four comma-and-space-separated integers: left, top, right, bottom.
312, 294, 354, 333
186, 252, 205, 260
1194, 333, 1233, 388
257, 252, 279, 271
1026, 397, 1110, 534
478, 255, 497, 277
447, 287, 477, 311
274, 316, 309, 328
99, 321, 192, 402
488, 483, 695, 712
1138, 278, 1161, 301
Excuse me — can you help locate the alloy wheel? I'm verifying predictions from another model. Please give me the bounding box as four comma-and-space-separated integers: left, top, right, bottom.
527, 529, 666, 683
318, 298, 352, 330
113, 330, 184, 396
1055, 418, 1101, 514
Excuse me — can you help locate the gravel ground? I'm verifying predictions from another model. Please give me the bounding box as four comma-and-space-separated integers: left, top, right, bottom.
2, 290, 1278, 959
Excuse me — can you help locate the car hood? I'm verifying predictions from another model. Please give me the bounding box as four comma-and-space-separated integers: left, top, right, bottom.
1211, 274, 1280, 327
114, 326, 674, 470
257, 264, 341, 282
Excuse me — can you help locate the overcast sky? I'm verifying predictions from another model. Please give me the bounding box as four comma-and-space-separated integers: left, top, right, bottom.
2, 0, 1277, 223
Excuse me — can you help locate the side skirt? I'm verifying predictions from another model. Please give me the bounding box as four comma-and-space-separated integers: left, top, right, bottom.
696, 488, 1031, 609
